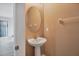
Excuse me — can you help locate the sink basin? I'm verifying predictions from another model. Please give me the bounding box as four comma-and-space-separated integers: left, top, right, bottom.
28, 37, 47, 47
27, 37, 47, 56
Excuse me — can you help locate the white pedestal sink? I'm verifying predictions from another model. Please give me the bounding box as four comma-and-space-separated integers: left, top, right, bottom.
27, 37, 47, 56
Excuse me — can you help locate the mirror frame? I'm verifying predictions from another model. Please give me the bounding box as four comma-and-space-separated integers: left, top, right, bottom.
26, 6, 42, 32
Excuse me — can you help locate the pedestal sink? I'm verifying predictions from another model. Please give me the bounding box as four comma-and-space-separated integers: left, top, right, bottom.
27, 37, 47, 56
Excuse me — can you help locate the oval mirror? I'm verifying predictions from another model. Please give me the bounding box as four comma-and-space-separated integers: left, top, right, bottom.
27, 7, 42, 32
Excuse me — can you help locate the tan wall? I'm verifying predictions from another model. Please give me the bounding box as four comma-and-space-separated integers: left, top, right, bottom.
44, 4, 79, 56
25, 3, 44, 56
44, 4, 57, 56
25, 3, 79, 56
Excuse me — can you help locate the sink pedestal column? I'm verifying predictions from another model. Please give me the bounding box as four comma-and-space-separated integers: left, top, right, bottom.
35, 46, 41, 56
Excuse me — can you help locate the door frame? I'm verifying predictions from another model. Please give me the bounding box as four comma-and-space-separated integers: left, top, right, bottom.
14, 3, 26, 56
